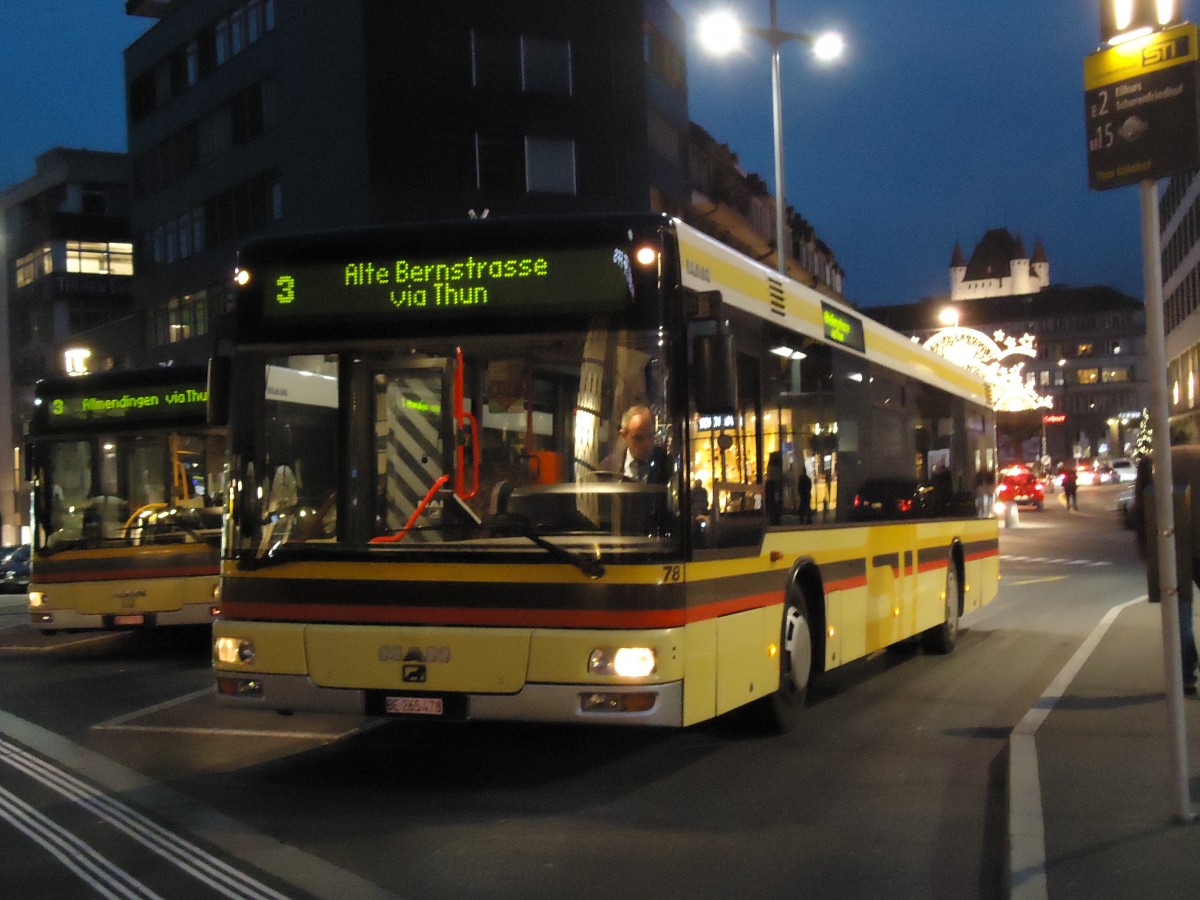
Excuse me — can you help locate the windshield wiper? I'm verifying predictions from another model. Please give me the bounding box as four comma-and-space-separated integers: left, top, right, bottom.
486, 513, 605, 580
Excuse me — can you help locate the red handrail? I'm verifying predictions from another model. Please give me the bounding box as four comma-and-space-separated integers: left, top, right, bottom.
369, 475, 450, 543
453, 347, 480, 499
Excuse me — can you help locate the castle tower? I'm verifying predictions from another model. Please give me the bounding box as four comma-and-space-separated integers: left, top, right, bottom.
950, 241, 967, 301
1010, 234, 1031, 295
950, 229, 1050, 300
1031, 238, 1049, 290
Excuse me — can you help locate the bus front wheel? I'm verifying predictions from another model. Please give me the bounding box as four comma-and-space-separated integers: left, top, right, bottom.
744, 595, 813, 734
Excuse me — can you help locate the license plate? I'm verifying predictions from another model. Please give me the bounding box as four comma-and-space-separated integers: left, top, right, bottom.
113, 614, 145, 626
384, 696, 444, 716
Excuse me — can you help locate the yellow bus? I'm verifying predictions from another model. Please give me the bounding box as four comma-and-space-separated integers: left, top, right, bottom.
212, 214, 999, 731
27, 366, 226, 632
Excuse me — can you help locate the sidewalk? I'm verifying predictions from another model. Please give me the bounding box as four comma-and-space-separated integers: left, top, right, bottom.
1010, 598, 1200, 898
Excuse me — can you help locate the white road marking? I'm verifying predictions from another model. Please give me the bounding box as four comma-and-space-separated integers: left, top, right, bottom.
1007, 596, 1142, 900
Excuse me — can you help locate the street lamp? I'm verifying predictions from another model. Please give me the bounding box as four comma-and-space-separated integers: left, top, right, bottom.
698, 3, 844, 277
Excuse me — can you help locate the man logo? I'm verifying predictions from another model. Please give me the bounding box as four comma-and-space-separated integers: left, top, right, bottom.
402, 665, 427, 683
378, 645, 451, 663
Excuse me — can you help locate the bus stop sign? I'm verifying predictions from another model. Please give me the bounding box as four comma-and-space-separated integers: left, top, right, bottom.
1085, 23, 1200, 191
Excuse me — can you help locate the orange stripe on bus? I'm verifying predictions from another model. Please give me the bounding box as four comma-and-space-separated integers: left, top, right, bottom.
223, 590, 787, 629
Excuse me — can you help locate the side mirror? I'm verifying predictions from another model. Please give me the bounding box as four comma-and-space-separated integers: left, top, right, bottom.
691, 330, 737, 416
207, 356, 232, 427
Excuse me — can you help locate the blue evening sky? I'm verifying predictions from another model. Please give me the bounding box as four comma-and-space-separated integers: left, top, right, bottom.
0, 2, 1163, 306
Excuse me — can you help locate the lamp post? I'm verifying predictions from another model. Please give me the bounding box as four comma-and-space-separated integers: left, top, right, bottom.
1085, 0, 1192, 825
698, 3, 843, 277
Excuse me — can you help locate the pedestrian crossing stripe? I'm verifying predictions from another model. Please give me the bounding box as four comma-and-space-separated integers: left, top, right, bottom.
1000, 555, 1112, 567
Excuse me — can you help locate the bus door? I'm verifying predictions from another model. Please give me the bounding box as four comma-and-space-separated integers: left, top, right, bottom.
377, 359, 453, 541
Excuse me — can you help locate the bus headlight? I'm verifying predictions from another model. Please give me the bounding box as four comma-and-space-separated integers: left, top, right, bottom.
589, 646, 656, 678
28, 591, 46, 608
214, 636, 256, 665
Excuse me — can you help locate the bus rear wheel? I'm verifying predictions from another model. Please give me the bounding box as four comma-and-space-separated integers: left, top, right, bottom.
745, 595, 813, 734
922, 561, 961, 654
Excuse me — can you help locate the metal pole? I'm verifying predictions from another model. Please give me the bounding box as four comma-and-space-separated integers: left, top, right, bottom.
769, 0, 787, 276
1140, 177, 1194, 824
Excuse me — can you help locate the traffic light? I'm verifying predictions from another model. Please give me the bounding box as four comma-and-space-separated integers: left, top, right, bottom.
1100, 0, 1181, 45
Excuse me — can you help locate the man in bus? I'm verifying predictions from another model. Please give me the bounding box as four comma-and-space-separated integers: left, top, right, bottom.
603, 404, 668, 484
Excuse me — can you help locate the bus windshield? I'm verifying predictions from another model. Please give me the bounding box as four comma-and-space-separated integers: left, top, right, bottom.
36, 432, 226, 551
239, 326, 681, 560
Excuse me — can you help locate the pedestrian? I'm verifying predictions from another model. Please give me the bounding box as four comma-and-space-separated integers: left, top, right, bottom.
1135, 447, 1200, 695
797, 466, 813, 524
1061, 465, 1078, 511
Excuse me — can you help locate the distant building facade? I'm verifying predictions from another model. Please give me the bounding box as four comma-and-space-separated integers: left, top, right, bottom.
868, 286, 1147, 464
950, 229, 1049, 301
118, 0, 845, 370
1, 0, 850, 545
1162, 171, 1200, 443
0, 149, 135, 543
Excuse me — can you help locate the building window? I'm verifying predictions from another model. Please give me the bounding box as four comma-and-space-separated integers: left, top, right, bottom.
216, 18, 230, 64
526, 137, 576, 194
231, 8, 245, 55
85, 241, 133, 276
186, 40, 200, 86
192, 206, 206, 253
521, 36, 571, 95
473, 31, 520, 91
477, 134, 524, 193
1076, 368, 1100, 385
15, 246, 52, 288
1102, 367, 1131, 383
248, 0, 262, 43
16, 242, 132, 283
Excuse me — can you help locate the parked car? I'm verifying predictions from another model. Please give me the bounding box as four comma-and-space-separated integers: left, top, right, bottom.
1108, 457, 1137, 483
1094, 463, 1116, 484
0, 545, 30, 594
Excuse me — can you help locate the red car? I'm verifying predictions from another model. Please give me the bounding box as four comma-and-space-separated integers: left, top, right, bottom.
996, 469, 1044, 510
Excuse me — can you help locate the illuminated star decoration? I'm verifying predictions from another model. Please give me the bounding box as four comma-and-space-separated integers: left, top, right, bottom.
922, 328, 1053, 412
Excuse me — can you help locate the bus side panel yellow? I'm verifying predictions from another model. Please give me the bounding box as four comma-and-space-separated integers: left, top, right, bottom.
714, 607, 775, 716
966, 552, 1000, 611
832, 583, 871, 663
823, 589, 844, 668
682, 617, 717, 727
866, 551, 902, 652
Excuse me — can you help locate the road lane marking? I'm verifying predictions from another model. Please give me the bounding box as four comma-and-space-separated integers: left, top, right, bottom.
1007, 576, 1069, 586
1008, 595, 1143, 900
1001, 554, 1113, 567
92, 687, 213, 729
1, 738, 292, 900
0, 711, 398, 898
0, 782, 164, 899
90, 686, 370, 741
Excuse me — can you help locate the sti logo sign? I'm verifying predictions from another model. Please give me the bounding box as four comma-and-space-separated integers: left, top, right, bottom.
1084, 22, 1200, 190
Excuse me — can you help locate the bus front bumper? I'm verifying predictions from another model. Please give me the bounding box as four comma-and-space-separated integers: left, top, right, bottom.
214, 672, 685, 727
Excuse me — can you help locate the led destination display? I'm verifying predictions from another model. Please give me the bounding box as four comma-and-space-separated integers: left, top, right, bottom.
35, 379, 209, 432
258, 245, 636, 321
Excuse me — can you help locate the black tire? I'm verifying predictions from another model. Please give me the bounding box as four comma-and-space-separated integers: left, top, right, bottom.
743, 595, 813, 734
922, 560, 961, 654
